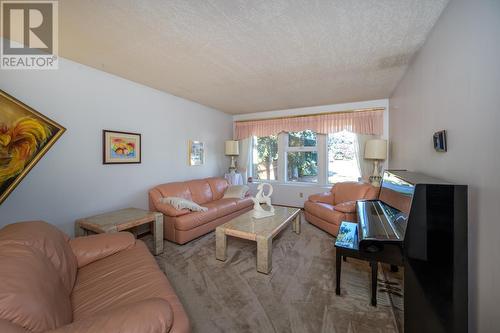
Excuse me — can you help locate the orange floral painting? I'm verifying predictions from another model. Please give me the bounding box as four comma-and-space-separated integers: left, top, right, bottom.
0, 90, 65, 204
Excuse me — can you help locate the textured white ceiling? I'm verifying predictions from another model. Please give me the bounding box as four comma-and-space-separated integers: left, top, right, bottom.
56, 0, 448, 114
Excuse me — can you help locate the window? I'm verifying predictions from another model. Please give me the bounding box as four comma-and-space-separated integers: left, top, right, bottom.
252, 135, 278, 181
249, 130, 364, 184
286, 130, 318, 183
327, 131, 360, 183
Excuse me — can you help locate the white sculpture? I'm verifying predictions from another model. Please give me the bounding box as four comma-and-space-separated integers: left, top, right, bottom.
252, 182, 275, 219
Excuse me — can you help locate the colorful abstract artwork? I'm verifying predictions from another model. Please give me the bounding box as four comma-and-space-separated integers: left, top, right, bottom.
103, 130, 141, 164
0, 90, 65, 204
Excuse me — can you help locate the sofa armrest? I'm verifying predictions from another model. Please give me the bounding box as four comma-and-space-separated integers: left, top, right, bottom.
154, 202, 190, 217
48, 298, 172, 333
69, 232, 135, 268
308, 192, 334, 204
333, 201, 357, 214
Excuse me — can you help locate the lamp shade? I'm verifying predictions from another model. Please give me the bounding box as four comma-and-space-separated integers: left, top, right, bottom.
225, 140, 239, 155
364, 139, 387, 160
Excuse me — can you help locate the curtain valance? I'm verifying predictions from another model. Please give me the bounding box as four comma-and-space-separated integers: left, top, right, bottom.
234, 109, 384, 140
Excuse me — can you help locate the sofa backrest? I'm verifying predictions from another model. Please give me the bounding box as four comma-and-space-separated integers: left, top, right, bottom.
331, 182, 380, 204
206, 177, 229, 201
0, 221, 75, 332
150, 177, 229, 207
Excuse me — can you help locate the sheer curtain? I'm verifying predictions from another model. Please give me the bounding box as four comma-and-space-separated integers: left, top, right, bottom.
355, 134, 377, 182
237, 137, 252, 184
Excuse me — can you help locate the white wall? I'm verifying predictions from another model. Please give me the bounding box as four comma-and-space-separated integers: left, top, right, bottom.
388, 1, 500, 331
235, 99, 389, 207
0, 51, 232, 236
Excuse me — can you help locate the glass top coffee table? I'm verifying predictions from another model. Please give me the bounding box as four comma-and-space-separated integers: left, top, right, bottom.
215, 206, 301, 274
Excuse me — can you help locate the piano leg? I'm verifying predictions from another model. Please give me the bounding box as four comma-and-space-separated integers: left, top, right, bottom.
370, 261, 378, 306
336, 252, 342, 295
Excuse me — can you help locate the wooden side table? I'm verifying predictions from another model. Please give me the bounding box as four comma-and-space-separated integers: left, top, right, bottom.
75, 208, 163, 255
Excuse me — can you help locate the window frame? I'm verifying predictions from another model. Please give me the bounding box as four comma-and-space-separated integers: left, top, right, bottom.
249, 131, 357, 186
285, 131, 320, 183
250, 135, 279, 182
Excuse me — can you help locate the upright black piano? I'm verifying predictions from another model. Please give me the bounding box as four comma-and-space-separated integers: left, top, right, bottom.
337, 170, 468, 333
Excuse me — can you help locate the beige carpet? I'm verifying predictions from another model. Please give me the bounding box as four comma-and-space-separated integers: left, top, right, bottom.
144, 215, 403, 333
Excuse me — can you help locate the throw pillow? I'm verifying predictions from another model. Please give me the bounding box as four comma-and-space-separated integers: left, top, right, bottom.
223, 185, 250, 199
160, 197, 208, 212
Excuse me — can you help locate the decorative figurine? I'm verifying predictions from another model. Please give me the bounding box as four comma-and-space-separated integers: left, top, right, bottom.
251, 182, 275, 219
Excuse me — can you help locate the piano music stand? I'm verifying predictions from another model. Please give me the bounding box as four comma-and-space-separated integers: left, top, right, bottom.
334, 221, 379, 306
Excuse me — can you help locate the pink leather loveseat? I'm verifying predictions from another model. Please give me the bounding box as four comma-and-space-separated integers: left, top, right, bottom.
149, 177, 253, 244
304, 182, 379, 236
0, 221, 189, 333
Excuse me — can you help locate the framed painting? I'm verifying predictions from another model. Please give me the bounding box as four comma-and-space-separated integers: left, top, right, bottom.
0, 89, 66, 204
103, 130, 141, 164
189, 140, 204, 166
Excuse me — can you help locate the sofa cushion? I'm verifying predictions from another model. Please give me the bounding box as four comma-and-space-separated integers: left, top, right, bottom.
223, 185, 249, 199
205, 198, 238, 216
206, 177, 229, 201
333, 201, 357, 214
172, 206, 220, 231
332, 182, 375, 204
0, 244, 72, 332
73, 241, 173, 319
187, 179, 213, 204
69, 232, 136, 268
303, 201, 342, 225
154, 182, 192, 201
0, 221, 77, 293
235, 197, 253, 210
308, 192, 334, 205
171, 198, 241, 231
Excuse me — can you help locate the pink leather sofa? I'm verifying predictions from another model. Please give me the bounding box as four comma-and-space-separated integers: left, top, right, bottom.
304, 182, 379, 236
0, 221, 190, 333
149, 177, 253, 244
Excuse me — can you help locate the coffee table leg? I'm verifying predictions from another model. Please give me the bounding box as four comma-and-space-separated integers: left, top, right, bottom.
293, 214, 301, 234
153, 213, 163, 255
257, 235, 272, 274
216, 228, 227, 261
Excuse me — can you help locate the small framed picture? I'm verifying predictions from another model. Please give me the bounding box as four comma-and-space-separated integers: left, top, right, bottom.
189, 140, 204, 166
103, 130, 141, 164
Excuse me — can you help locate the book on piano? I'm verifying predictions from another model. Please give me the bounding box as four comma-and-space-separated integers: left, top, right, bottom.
335, 221, 358, 249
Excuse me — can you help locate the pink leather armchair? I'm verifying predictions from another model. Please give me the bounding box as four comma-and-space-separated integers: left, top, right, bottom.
304, 182, 379, 236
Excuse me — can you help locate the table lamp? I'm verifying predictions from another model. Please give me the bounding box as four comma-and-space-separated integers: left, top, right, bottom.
364, 139, 387, 186
225, 140, 239, 173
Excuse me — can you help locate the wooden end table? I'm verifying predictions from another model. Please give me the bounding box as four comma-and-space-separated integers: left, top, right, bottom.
216, 206, 301, 274
75, 208, 163, 255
